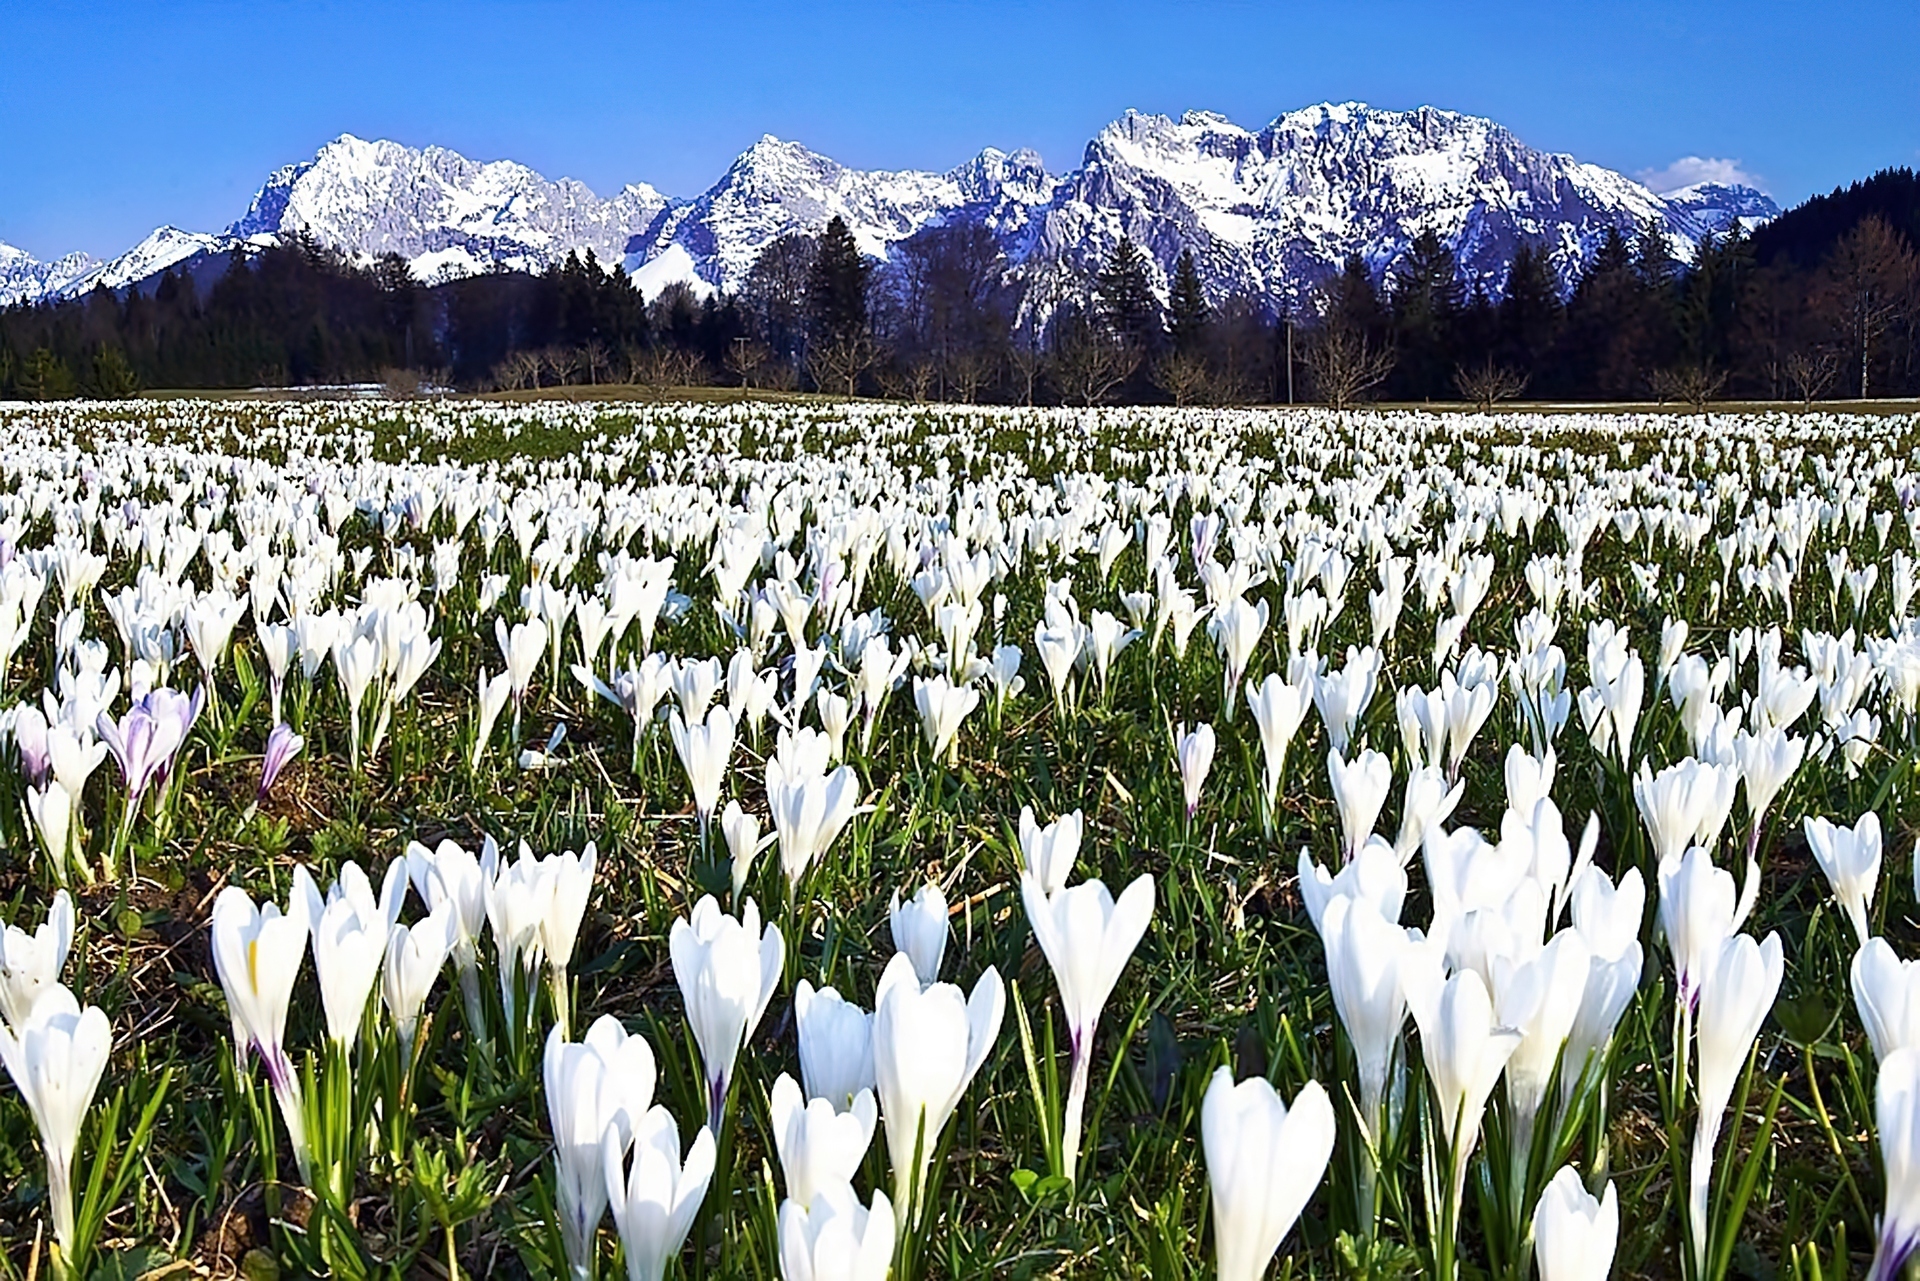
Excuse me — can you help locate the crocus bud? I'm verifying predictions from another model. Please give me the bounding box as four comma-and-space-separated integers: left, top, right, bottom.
1201, 1067, 1335, 1281
1533, 1165, 1618, 1281
1854, 937, 1920, 1064
258, 722, 303, 800
668, 704, 735, 825
770, 1072, 876, 1207
1689, 931, 1784, 1278
1246, 670, 1312, 808
1319, 894, 1418, 1134
1804, 812, 1882, 946
889, 883, 949, 988
1327, 746, 1394, 863
0, 890, 75, 1034
720, 800, 773, 904
872, 951, 1003, 1226
795, 980, 875, 1108
1175, 721, 1215, 817
777, 1184, 895, 1281
1869, 1047, 1920, 1281
603, 1105, 713, 1281
545, 1016, 657, 1279
0, 984, 110, 1254
670, 895, 782, 1133
1018, 806, 1081, 895
1021, 869, 1153, 1181
912, 674, 979, 765
1404, 960, 1521, 1182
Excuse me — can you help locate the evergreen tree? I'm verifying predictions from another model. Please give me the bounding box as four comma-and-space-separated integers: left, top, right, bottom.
1632, 218, 1679, 293
1677, 227, 1752, 370
1097, 235, 1160, 348
17, 349, 75, 400
1324, 254, 1389, 346
1166, 248, 1210, 353
1559, 226, 1642, 396
1389, 230, 1461, 397
1631, 218, 1682, 374
806, 216, 871, 348
1496, 243, 1563, 376
90, 346, 139, 398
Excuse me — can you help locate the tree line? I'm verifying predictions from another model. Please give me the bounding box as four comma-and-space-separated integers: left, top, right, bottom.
3, 168, 1916, 406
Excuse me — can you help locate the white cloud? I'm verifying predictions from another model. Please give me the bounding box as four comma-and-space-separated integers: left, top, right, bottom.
1634, 156, 1766, 195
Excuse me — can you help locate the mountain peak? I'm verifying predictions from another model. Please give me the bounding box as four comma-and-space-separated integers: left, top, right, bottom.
7, 101, 1782, 312
222, 134, 670, 280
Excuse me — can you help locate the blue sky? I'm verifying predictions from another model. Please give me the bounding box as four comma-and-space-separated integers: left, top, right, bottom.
3, 0, 1916, 260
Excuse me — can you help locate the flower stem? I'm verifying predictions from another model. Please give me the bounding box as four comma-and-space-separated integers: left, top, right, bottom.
1061, 1033, 1091, 1186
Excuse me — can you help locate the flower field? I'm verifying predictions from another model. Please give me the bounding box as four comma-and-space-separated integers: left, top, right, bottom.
0, 396, 1916, 1281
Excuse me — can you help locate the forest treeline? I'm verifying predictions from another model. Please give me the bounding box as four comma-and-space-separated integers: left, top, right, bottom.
2, 167, 1917, 406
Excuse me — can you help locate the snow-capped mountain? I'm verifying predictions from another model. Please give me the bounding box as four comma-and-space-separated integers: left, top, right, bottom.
228, 134, 670, 282
1, 241, 99, 308
1659, 181, 1779, 237
63, 227, 236, 296
5, 105, 1778, 313
622, 135, 1061, 296
1014, 104, 1778, 312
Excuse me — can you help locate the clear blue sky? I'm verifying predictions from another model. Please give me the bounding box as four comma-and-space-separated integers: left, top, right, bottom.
4, 0, 1916, 260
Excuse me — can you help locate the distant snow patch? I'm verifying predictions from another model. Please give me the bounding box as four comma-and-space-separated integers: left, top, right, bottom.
1635, 157, 1765, 196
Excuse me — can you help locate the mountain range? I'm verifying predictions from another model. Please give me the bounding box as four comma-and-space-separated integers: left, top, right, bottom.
0, 102, 1778, 314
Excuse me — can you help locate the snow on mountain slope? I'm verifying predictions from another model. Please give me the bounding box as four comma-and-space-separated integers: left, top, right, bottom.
0, 241, 100, 307
622, 135, 1061, 294
1660, 181, 1780, 237
228, 134, 670, 280
60, 227, 237, 296
5, 105, 1779, 313
1021, 103, 1780, 312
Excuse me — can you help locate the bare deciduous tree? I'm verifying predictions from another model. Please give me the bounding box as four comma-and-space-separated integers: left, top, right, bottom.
1008, 337, 1046, 407
724, 338, 769, 388
808, 334, 880, 397
905, 359, 937, 403
1812, 214, 1919, 399
543, 347, 580, 387
1648, 364, 1728, 409
1783, 347, 1841, 404
944, 347, 995, 404
497, 349, 542, 390
1152, 350, 1212, 407
581, 340, 611, 385
667, 349, 708, 388
628, 347, 677, 393
1304, 327, 1394, 409
1452, 357, 1529, 411
1053, 313, 1135, 406
380, 367, 422, 400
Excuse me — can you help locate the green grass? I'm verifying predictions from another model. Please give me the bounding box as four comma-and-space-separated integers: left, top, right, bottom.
0, 397, 1912, 1279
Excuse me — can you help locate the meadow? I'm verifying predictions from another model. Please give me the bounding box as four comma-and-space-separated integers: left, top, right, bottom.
0, 395, 1915, 1281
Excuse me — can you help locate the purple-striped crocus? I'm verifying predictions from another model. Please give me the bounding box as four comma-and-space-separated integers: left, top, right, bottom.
11, 704, 50, 789
259, 723, 303, 800
95, 685, 204, 809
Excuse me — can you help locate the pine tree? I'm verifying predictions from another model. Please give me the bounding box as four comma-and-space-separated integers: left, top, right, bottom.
17, 349, 75, 400
1389, 230, 1461, 397
1166, 248, 1210, 353
1631, 219, 1682, 378
91, 347, 140, 399
1561, 226, 1643, 396
806, 216, 871, 348
1325, 253, 1388, 342
1097, 236, 1160, 348
1496, 243, 1563, 377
